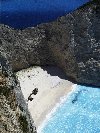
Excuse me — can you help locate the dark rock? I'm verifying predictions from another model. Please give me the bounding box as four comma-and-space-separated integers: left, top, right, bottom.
0, 1, 100, 87
42, 0, 100, 87
0, 53, 37, 133
0, 1, 100, 132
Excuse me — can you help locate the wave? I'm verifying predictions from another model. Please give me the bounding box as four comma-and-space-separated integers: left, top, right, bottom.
37, 84, 77, 133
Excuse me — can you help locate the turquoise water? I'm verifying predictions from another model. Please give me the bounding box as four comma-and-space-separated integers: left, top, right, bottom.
1, 0, 89, 29
39, 85, 100, 133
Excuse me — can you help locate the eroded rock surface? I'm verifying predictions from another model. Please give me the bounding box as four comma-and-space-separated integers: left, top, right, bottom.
0, 0, 100, 85
0, 1, 100, 132
0, 53, 37, 133
44, 0, 100, 86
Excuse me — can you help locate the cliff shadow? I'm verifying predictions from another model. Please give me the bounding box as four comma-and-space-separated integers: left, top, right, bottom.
41, 65, 100, 88
41, 66, 68, 80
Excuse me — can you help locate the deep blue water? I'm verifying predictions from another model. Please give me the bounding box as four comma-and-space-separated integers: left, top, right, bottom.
39, 85, 100, 133
0, 0, 89, 29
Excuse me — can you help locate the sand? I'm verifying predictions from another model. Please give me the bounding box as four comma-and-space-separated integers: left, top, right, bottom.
16, 66, 74, 128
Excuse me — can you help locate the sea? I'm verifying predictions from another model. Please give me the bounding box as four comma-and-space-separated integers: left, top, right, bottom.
38, 85, 100, 133
1, 0, 100, 133
1, 0, 89, 29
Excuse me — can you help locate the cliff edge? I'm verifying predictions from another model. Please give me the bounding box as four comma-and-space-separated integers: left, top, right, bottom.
0, 0, 99, 87
0, 0, 100, 132
0, 53, 37, 133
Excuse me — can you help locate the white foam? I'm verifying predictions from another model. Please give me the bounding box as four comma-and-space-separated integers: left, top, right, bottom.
37, 84, 77, 133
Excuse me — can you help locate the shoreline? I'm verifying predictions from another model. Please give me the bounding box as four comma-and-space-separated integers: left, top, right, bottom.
34, 81, 74, 127
16, 66, 74, 128
37, 84, 77, 133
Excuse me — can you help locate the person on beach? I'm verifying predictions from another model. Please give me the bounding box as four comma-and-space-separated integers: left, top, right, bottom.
28, 88, 38, 101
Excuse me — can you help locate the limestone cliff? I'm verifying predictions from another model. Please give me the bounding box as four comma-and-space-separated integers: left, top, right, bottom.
0, 0, 100, 86
0, 53, 37, 133
0, 0, 100, 132
43, 0, 100, 86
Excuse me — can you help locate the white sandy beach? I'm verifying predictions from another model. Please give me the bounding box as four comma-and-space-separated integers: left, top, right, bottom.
16, 66, 74, 128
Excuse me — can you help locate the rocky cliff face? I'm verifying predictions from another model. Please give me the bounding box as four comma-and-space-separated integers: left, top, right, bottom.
0, 0, 100, 87
0, 0, 100, 132
43, 0, 100, 86
0, 25, 55, 71
0, 53, 37, 133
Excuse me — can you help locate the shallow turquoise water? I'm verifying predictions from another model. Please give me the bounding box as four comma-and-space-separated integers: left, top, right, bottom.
39, 85, 100, 133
